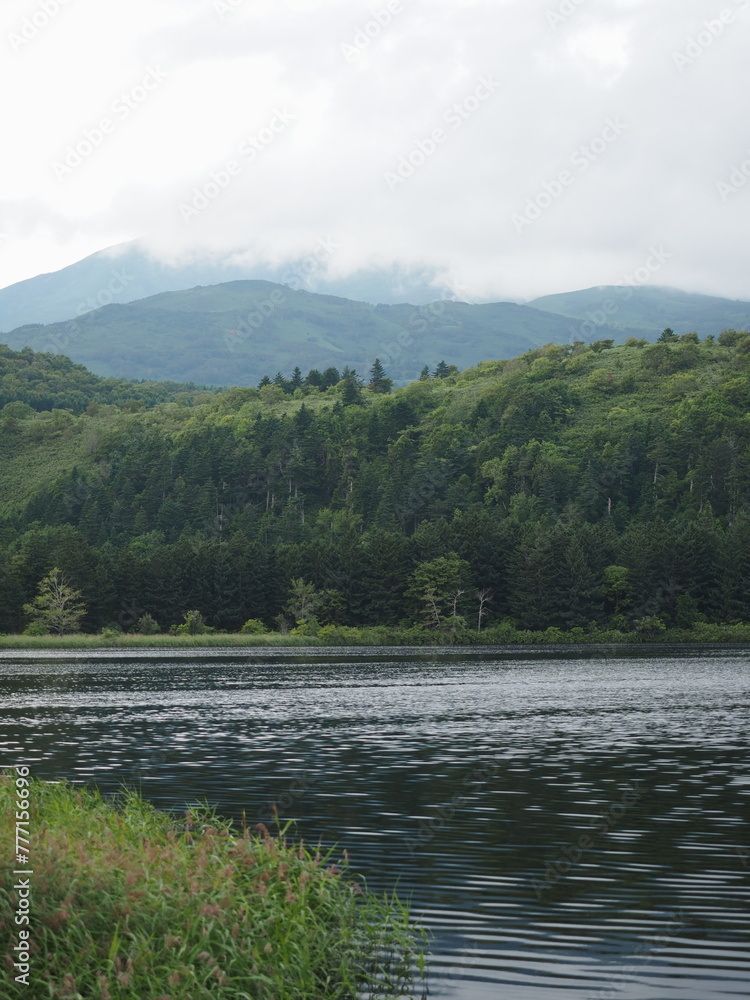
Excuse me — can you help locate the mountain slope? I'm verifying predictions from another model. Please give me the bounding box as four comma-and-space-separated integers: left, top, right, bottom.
0, 242, 445, 332
530, 285, 750, 335
2, 280, 637, 386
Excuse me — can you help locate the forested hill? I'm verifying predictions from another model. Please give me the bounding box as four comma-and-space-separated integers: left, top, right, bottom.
1, 329, 749, 637
0, 343, 214, 413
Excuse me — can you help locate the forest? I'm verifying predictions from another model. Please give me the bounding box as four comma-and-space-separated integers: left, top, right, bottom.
1, 328, 749, 641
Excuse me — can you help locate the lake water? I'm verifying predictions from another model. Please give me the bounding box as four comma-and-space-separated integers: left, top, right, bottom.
1, 645, 749, 998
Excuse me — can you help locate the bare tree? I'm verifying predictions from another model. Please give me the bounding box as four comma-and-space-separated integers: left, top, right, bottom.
476, 588, 494, 633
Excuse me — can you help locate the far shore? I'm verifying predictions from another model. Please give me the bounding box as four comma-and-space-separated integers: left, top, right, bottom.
1, 624, 750, 651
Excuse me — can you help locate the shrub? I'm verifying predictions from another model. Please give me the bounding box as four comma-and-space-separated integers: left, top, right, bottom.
22, 621, 47, 636
175, 610, 214, 635
239, 618, 267, 635
135, 613, 161, 635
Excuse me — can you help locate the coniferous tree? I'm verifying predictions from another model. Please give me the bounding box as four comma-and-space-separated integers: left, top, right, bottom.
321, 367, 341, 389
367, 358, 393, 394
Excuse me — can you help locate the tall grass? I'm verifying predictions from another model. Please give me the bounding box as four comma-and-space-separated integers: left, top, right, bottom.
3, 619, 750, 651
0, 633, 325, 650
0, 775, 425, 999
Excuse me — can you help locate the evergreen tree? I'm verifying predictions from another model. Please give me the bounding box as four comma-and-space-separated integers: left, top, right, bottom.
341, 369, 363, 406
321, 367, 341, 389
367, 358, 393, 394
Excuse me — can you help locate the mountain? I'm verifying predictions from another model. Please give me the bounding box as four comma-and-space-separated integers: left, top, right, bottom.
1, 280, 636, 387
529, 285, 750, 337
0, 242, 446, 332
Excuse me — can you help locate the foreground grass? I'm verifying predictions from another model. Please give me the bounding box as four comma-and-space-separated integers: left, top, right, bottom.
0, 776, 424, 999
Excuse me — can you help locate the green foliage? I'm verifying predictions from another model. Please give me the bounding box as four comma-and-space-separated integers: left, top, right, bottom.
1, 333, 750, 640
285, 579, 324, 625
239, 617, 267, 634
22, 567, 86, 635
0, 775, 424, 999
22, 621, 47, 636
0, 344, 209, 414
135, 613, 160, 635
174, 610, 214, 635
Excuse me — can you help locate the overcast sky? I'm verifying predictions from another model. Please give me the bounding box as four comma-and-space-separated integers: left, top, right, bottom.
1, 0, 748, 302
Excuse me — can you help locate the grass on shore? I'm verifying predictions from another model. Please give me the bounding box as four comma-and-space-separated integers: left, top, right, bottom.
0, 775, 425, 999
0, 632, 324, 650
2, 620, 750, 650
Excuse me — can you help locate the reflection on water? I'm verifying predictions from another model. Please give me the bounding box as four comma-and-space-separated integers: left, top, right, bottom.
1, 645, 749, 998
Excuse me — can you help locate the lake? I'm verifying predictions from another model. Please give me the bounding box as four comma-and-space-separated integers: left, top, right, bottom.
1, 645, 748, 998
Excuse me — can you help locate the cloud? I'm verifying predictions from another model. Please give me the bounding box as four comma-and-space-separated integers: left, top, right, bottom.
1, 0, 749, 301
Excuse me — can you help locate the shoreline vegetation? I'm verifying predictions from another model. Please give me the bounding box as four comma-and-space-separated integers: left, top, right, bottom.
0, 775, 425, 999
2, 621, 750, 650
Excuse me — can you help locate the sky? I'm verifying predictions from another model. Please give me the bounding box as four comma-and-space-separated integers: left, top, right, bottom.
1, 0, 749, 302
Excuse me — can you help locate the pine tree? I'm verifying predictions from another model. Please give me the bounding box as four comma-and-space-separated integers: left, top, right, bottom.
341, 370, 363, 406
367, 358, 393, 394
321, 367, 341, 389
290, 367, 304, 391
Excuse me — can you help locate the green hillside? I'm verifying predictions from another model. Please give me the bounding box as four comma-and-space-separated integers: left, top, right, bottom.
0, 343, 213, 414
1, 328, 749, 639
530, 285, 750, 335
3, 280, 639, 387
